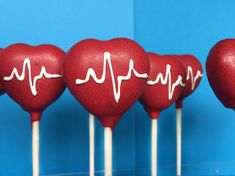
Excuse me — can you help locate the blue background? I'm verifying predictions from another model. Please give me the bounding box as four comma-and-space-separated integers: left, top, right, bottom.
135, 0, 235, 175
0, 0, 235, 175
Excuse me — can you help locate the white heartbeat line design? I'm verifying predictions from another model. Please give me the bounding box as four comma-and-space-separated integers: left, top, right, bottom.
3, 58, 62, 96
186, 66, 203, 90
147, 64, 185, 100
75, 51, 148, 103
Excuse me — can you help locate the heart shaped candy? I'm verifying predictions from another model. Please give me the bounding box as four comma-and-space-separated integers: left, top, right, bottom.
206, 39, 235, 109
0, 44, 66, 121
63, 38, 150, 129
139, 53, 186, 118
175, 55, 203, 108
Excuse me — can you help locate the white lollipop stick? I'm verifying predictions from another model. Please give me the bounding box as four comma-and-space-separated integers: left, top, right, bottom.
176, 108, 182, 176
89, 114, 95, 176
151, 119, 158, 176
32, 120, 39, 176
104, 127, 112, 176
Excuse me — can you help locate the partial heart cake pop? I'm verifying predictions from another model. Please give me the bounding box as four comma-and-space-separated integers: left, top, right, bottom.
206, 38, 235, 109
0, 49, 4, 95
175, 54, 203, 108
140, 52, 186, 118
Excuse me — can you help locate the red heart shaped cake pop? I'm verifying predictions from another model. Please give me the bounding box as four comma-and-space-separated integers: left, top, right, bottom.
63, 38, 150, 129
206, 39, 235, 109
175, 55, 203, 108
0, 44, 66, 122
139, 53, 186, 118
0, 49, 4, 95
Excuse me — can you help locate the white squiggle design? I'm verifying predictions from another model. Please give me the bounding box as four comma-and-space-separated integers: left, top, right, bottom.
3, 58, 62, 96
75, 51, 148, 103
186, 66, 203, 90
147, 64, 185, 100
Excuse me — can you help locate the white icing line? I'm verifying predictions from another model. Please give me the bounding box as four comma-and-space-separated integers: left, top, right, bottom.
3, 58, 62, 96
147, 64, 185, 100
186, 66, 203, 90
75, 51, 148, 103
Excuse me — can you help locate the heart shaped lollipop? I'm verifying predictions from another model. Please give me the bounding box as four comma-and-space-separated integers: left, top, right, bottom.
175, 54, 203, 108
0, 44, 66, 121
173, 54, 202, 176
0, 43, 66, 176
139, 52, 186, 176
140, 53, 186, 118
63, 38, 150, 129
206, 38, 235, 109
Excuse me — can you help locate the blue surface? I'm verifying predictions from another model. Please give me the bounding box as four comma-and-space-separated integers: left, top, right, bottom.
135, 0, 235, 175
0, 0, 135, 175
1, 0, 235, 175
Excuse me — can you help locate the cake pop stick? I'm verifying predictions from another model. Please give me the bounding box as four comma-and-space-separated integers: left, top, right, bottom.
139, 53, 186, 176
63, 38, 149, 176
176, 108, 181, 176
32, 119, 39, 176
0, 44, 66, 176
104, 127, 112, 176
151, 118, 157, 176
89, 113, 95, 176
175, 54, 203, 176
